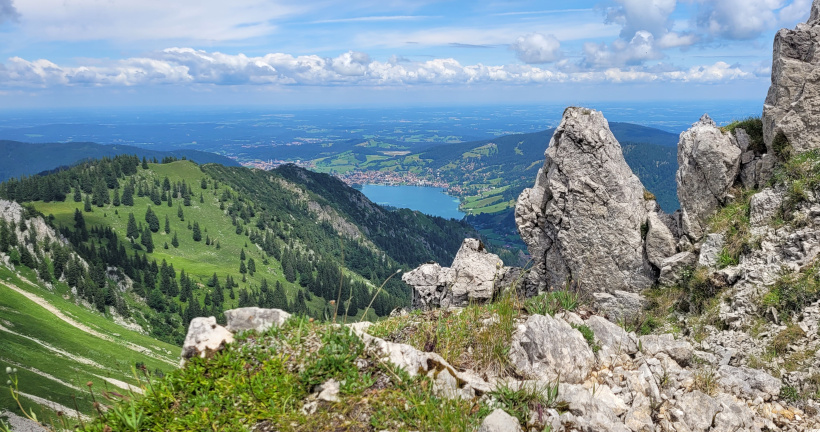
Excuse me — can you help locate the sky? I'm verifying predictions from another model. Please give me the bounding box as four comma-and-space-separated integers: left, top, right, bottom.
0, 0, 814, 108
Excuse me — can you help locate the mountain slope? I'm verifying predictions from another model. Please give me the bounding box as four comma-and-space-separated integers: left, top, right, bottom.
0, 140, 240, 182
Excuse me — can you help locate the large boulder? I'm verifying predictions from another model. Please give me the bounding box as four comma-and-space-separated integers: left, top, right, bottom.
402, 239, 506, 309
181, 317, 234, 362
676, 114, 742, 240
763, 1, 820, 156
508, 314, 595, 383
225, 307, 291, 333
515, 107, 659, 293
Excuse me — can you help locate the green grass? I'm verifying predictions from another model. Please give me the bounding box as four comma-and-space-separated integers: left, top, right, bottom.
76, 318, 495, 432
0, 265, 177, 426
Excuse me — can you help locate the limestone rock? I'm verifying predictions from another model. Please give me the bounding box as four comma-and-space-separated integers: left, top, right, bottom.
316, 379, 340, 403
677, 114, 741, 240
675, 391, 720, 432
478, 409, 522, 432
659, 252, 697, 286
749, 188, 784, 227
402, 263, 452, 309
402, 239, 505, 309
645, 211, 677, 269
717, 365, 782, 401
585, 315, 638, 355
698, 233, 725, 267
509, 314, 594, 383
639, 333, 693, 366
224, 307, 291, 333
181, 317, 234, 361
515, 107, 655, 293
449, 238, 505, 306
592, 290, 647, 323
763, 4, 820, 156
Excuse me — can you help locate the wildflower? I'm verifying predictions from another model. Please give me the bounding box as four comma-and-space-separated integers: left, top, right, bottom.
4, 367, 10, 374
87, 381, 94, 387
5, 380, 10, 386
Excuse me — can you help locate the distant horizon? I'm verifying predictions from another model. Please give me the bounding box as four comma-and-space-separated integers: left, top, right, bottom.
0, 1, 810, 109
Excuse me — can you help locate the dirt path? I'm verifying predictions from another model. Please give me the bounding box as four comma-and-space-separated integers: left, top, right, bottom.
0, 280, 176, 366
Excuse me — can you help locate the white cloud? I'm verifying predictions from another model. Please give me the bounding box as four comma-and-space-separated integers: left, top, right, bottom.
693, 0, 784, 40
583, 31, 664, 68
606, 0, 678, 39
0, 0, 19, 24
0, 48, 760, 88
511, 33, 562, 64
778, 0, 812, 23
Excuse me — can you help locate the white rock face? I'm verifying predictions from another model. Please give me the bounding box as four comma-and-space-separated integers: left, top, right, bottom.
698, 233, 726, 267
224, 307, 291, 333
478, 409, 522, 432
658, 251, 697, 286
749, 188, 784, 227
717, 365, 782, 401
508, 314, 594, 383
676, 114, 742, 240
645, 211, 677, 268
763, 1, 820, 156
180, 317, 234, 361
515, 107, 660, 293
402, 239, 506, 309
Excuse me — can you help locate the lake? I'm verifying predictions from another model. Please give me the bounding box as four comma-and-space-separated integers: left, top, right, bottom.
359, 184, 465, 220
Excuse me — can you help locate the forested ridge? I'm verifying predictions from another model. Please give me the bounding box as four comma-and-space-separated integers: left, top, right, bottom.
0, 156, 477, 345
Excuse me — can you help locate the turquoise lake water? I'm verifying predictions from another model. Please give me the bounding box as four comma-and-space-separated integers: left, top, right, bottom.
360, 184, 465, 220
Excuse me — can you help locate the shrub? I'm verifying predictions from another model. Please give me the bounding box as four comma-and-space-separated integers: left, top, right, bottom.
722, 117, 765, 154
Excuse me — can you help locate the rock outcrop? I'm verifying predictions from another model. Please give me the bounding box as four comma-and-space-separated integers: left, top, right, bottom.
515, 107, 665, 293
763, 0, 820, 156
225, 307, 291, 333
676, 114, 742, 240
508, 313, 595, 383
402, 238, 509, 309
180, 317, 234, 362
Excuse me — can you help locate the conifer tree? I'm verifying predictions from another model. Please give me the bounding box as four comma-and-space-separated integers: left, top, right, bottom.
192, 221, 201, 241
126, 213, 139, 239
239, 260, 247, 274
171, 232, 179, 248
83, 195, 92, 212
177, 204, 184, 221
145, 207, 160, 232
112, 188, 121, 207
164, 215, 171, 234
73, 186, 82, 203
248, 258, 256, 276
141, 226, 154, 253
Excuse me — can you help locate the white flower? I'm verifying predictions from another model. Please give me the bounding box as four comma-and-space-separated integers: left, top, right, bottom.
4, 367, 11, 375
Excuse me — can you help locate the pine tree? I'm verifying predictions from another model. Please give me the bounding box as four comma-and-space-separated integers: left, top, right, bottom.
177, 204, 184, 221
126, 213, 139, 239
121, 183, 134, 206
171, 232, 179, 248
164, 215, 171, 234
73, 186, 82, 202
201, 178, 207, 189
239, 260, 247, 274
248, 258, 256, 276
112, 188, 121, 206
192, 222, 201, 242
84, 195, 92, 212
141, 226, 154, 253
142, 157, 149, 169
145, 207, 160, 232
272, 281, 288, 310
240, 249, 246, 261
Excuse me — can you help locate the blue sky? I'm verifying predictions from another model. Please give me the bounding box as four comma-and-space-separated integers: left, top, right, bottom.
0, 0, 813, 108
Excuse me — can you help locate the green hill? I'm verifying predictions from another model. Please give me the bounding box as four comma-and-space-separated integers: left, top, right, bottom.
0, 140, 241, 183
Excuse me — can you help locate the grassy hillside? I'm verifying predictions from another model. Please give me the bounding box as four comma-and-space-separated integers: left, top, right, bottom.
0, 140, 240, 183
1, 156, 477, 343
0, 155, 477, 424
0, 264, 178, 428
